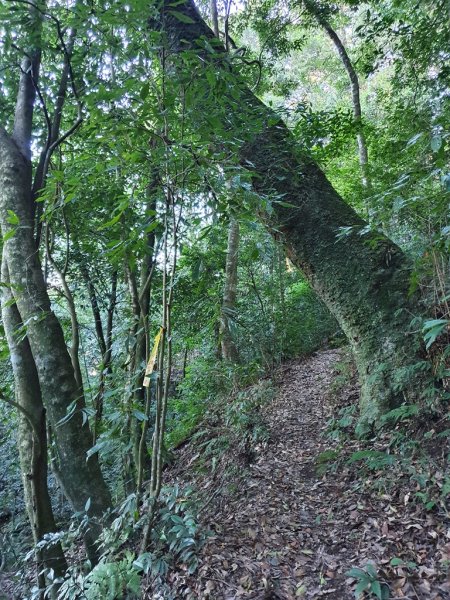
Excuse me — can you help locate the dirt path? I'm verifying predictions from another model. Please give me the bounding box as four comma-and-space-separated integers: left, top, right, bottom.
159, 350, 449, 600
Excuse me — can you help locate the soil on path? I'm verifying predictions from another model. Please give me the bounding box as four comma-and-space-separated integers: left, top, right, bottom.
157, 349, 450, 600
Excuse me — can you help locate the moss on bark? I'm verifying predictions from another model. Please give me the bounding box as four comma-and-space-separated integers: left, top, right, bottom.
158, 0, 423, 426
0, 129, 111, 561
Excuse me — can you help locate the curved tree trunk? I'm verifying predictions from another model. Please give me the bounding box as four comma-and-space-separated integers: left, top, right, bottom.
303, 0, 370, 190
157, 0, 422, 427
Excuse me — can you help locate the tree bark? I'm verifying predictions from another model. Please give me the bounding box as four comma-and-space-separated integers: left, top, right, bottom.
157, 0, 422, 427
1, 260, 67, 587
0, 130, 111, 561
0, 0, 110, 563
45, 226, 84, 392
210, 0, 240, 364
220, 218, 240, 362
210, 0, 220, 38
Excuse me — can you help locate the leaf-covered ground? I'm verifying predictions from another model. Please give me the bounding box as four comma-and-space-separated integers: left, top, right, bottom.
152, 349, 450, 599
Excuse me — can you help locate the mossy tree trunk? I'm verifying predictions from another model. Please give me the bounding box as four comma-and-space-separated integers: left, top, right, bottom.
0, 129, 111, 561
0, 0, 110, 561
158, 0, 422, 427
1, 261, 67, 588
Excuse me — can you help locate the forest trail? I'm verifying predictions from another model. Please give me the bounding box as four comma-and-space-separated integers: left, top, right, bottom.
162, 349, 449, 600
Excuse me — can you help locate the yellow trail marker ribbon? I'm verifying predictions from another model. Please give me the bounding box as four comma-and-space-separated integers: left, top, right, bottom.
143, 327, 163, 388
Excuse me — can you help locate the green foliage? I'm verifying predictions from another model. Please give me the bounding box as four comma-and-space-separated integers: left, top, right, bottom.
57, 552, 141, 600
422, 319, 449, 351
315, 448, 341, 475
223, 379, 274, 449
138, 485, 203, 577
346, 563, 389, 599
283, 280, 340, 357
55, 486, 203, 599
347, 450, 397, 470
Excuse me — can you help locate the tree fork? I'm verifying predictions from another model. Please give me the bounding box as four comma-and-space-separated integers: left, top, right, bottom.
156, 0, 423, 427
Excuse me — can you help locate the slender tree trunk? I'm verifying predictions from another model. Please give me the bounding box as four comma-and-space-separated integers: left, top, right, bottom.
124, 194, 157, 485
93, 270, 117, 440
220, 218, 240, 362
210, 0, 240, 364
1, 260, 67, 589
0, 131, 111, 562
46, 226, 84, 392
78, 262, 117, 441
210, 0, 220, 38
157, 0, 422, 427
141, 204, 177, 551
303, 0, 370, 190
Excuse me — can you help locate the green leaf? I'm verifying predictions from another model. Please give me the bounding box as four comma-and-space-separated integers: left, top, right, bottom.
2, 229, 17, 242
86, 440, 107, 459
442, 173, 450, 191
370, 579, 382, 599
132, 409, 148, 422
365, 563, 377, 578
381, 584, 390, 600
354, 578, 369, 597
346, 567, 366, 579
145, 220, 160, 233
406, 132, 423, 147
7, 210, 19, 225
275, 200, 298, 209
99, 210, 125, 230
422, 319, 448, 350
168, 10, 195, 24
140, 82, 150, 100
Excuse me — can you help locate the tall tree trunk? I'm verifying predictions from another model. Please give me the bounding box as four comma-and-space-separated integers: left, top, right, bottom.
77, 261, 117, 441
94, 270, 118, 441
210, 0, 240, 364
220, 218, 240, 362
1, 260, 67, 589
0, 131, 111, 562
0, 0, 110, 563
303, 0, 370, 190
157, 0, 422, 427
210, 0, 220, 39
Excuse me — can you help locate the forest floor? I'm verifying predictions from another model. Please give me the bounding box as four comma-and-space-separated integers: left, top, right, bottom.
153, 349, 450, 600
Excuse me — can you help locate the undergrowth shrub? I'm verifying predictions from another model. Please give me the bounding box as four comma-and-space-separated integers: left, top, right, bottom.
51, 485, 204, 600
165, 357, 266, 450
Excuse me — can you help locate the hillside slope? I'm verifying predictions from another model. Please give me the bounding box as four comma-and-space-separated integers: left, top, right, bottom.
152, 350, 449, 599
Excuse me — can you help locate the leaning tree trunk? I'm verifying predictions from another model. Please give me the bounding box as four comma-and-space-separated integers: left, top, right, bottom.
0, 0, 110, 563
157, 0, 422, 427
0, 130, 111, 561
